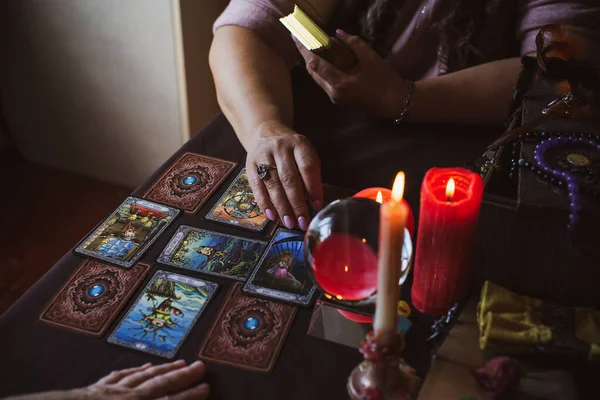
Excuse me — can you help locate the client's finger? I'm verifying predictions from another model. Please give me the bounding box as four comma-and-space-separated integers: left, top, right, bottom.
246, 159, 276, 222
168, 383, 210, 400
276, 149, 309, 230
97, 363, 152, 385
118, 359, 186, 387
137, 360, 206, 398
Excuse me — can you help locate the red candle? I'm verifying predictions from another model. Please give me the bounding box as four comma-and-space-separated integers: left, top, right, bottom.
411, 167, 483, 316
353, 188, 415, 237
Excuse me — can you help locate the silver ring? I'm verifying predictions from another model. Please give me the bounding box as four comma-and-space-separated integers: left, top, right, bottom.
257, 164, 276, 180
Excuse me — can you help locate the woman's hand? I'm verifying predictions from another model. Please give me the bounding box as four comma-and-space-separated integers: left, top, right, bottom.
293, 29, 409, 118
246, 119, 323, 231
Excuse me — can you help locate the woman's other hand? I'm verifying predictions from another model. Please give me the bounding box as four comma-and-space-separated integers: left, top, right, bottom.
9, 360, 210, 400
246, 119, 323, 231
294, 29, 409, 118
82, 360, 209, 400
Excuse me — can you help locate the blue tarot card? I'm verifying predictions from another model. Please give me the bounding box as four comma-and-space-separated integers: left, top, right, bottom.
107, 270, 217, 358
243, 228, 317, 306
157, 226, 267, 281
75, 197, 180, 268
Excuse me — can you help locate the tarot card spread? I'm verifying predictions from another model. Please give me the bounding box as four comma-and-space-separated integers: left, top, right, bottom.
157, 226, 267, 281
199, 283, 296, 373
143, 153, 236, 213
108, 271, 217, 359
39, 260, 150, 336
243, 228, 317, 306
75, 197, 179, 268
206, 168, 270, 232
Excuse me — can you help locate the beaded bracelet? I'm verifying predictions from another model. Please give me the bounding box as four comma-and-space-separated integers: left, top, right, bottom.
392, 79, 416, 124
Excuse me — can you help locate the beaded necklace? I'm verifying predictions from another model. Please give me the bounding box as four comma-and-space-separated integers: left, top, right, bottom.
508, 132, 600, 233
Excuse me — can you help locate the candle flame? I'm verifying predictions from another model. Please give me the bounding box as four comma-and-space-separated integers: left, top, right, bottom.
324, 293, 332, 299
375, 191, 383, 204
344, 265, 348, 272
446, 178, 456, 200
336, 295, 343, 300
391, 172, 405, 202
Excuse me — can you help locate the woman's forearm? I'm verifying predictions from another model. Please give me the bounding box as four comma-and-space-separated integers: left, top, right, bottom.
405, 57, 522, 126
209, 26, 294, 149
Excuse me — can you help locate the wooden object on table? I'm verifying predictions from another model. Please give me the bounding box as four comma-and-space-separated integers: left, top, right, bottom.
478, 75, 600, 308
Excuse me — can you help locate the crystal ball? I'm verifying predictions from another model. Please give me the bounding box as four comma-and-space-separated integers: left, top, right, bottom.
305, 197, 413, 306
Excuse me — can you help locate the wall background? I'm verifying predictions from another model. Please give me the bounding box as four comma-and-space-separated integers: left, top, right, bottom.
0, 0, 228, 187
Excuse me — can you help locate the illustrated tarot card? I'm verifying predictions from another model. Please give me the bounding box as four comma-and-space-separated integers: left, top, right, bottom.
199, 283, 296, 372
39, 260, 150, 336
157, 226, 267, 281
75, 197, 180, 268
243, 228, 317, 306
143, 152, 237, 213
206, 168, 271, 232
107, 270, 218, 358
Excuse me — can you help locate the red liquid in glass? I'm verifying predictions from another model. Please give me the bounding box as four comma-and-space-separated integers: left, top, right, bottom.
311, 233, 378, 301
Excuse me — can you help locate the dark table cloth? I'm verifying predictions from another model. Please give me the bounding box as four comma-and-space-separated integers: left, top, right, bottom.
0, 71, 500, 399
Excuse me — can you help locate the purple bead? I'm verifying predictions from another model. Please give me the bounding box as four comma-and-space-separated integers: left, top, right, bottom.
543, 167, 551, 173
567, 183, 576, 191
565, 175, 576, 183
569, 213, 580, 224
568, 191, 579, 202
570, 202, 581, 211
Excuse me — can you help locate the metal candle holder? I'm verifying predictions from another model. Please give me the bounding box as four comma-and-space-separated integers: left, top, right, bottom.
347, 330, 421, 400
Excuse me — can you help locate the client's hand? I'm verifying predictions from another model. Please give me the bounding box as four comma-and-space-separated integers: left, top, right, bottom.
81, 360, 208, 400
293, 29, 409, 118
246, 120, 323, 231
9, 360, 209, 400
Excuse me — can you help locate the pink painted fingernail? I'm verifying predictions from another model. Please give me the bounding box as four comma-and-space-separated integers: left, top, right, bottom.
312, 200, 323, 211
336, 29, 348, 37
265, 208, 276, 221
198, 383, 210, 394
283, 215, 295, 229
298, 216, 308, 231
